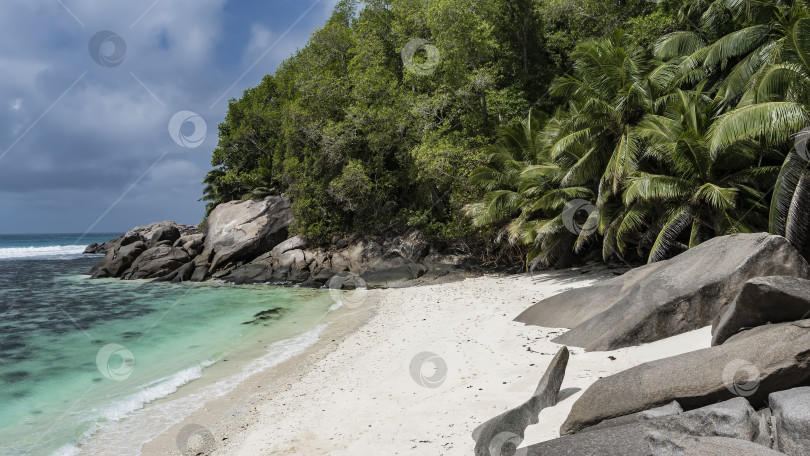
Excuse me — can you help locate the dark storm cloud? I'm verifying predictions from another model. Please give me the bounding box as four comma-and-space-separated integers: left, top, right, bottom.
0, 0, 338, 233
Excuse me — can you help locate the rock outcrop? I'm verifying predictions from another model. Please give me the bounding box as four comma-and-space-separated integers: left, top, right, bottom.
201, 196, 293, 274
122, 245, 191, 280
525, 398, 779, 455
86, 197, 475, 288
560, 319, 810, 435
89, 222, 201, 279
220, 231, 467, 288
515, 234, 810, 351
712, 276, 810, 346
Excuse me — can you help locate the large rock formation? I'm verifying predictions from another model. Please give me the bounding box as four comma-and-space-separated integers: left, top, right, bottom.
525, 398, 778, 455
201, 196, 293, 273
89, 222, 200, 279
712, 276, 810, 346
515, 234, 810, 351
560, 319, 810, 435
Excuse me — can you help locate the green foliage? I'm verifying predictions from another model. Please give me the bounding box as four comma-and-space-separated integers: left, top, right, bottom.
205, 0, 661, 242
328, 159, 374, 212
467, 0, 806, 268
204, 0, 810, 268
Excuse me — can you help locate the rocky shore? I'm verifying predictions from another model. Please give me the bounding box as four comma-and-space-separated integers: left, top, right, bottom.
85, 196, 477, 289
474, 233, 810, 455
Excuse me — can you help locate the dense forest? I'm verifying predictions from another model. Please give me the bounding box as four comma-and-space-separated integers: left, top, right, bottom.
203, 0, 810, 268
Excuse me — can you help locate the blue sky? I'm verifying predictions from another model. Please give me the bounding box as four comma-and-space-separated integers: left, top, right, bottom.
0, 0, 340, 234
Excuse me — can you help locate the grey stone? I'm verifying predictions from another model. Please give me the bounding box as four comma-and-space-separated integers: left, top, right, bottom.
119, 231, 142, 247
515, 233, 810, 351
527, 400, 778, 455
524, 429, 782, 455
473, 347, 569, 456
149, 225, 180, 248
755, 408, 775, 448
170, 261, 196, 283
770, 386, 810, 455
223, 264, 273, 284
645, 397, 763, 441
560, 320, 810, 435
713, 276, 810, 346
644, 431, 784, 456
87, 222, 200, 278
581, 401, 683, 433
327, 272, 366, 291
388, 232, 431, 262
174, 233, 205, 256
202, 196, 293, 272
190, 266, 209, 282
123, 246, 191, 280
90, 241, 147, 278
361, 254, 427, 287
269, 236, 306, 258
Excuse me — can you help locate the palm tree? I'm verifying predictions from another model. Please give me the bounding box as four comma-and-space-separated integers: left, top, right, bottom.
465, 110, 547, 228
469, 31, 663, 267
200, 168, 244, 216
658, 1, 810, 257
619, 85, 778, 262
465, 109, 592, 268
548, 30, 653, 198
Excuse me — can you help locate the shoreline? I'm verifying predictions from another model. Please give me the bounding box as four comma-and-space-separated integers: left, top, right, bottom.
70, 281, 372, 456
139, 300, 376, 455
136, 266, 712, 455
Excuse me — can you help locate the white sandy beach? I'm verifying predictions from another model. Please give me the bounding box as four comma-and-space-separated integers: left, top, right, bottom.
142, 266, 712, 455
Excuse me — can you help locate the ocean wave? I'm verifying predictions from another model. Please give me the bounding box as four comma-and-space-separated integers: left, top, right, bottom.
0, 245, 89, 260
92, 360, 216, 423
75, 326, 326, 455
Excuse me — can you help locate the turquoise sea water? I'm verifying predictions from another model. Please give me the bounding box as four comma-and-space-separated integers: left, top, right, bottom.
0, 234, 336, 455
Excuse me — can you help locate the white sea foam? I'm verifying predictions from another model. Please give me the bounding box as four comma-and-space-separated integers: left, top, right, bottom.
0, 245, 88, 260
93, 360, 215, 422
74, 325, 326, 455
49, 444, 80, 456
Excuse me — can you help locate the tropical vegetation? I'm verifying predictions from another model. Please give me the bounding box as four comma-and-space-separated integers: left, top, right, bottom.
203, 0, 810, 268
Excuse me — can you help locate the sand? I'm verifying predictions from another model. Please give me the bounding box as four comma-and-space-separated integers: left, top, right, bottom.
141, 266, 712, 455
